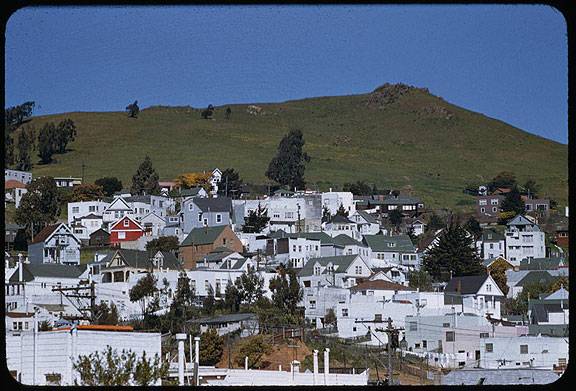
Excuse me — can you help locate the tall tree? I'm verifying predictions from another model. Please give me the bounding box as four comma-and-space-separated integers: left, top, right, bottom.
217, 168, 243, 198
322, 205, 332, 224
5, 133, 15, 167
16, 126, 35, 171
126, 100, 140, 118
15, 176, 61, 238
95, 177, 124, 196
335, 203, 349, 217
5, 101, 35, 131
500, 185, 525, 217
408, 270, 433, 291
175, 172, 212, 192
522, 179, 541, 198
242, 203, 270, 233
129, 273, 159, 317
426, 213, 446, 233
93, 302, 120, 325
235, 335, 272, 369
223, 281, 241, 313
489, 262, 509, 296
203, 285, 215, 315
37, 122, 58, 164
388, 209, 403, 229
55, 118, 77, 153
422, 224, 486, 282
131, 156, 160, 195
234, 265, 265, 305
265, 129, 310, 190
342, 181, 373, 195
269, 265, 303, 315
170, 271, 195, 319
199, 328, 224, 365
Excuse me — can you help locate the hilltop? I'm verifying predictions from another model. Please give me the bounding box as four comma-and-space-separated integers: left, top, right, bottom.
21, 83, 568, 209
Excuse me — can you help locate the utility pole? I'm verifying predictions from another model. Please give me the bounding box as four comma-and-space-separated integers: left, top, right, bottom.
81, 160, 86, 183
375, 317, 403, 386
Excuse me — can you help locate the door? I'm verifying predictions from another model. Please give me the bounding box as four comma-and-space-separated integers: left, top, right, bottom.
475, 350, 481, 362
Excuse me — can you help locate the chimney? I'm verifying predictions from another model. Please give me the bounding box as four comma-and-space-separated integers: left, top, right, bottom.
245, 356, 249, 370
18, 255, 23, 282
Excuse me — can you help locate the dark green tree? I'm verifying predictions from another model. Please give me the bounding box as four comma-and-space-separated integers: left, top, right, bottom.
203, 285, 216, 315
126, 100, 140, 118
217, 168, 243, 198
5, 133, 15, 167
95, 177, 124, 196
463, 216, 482, 240
37, 122, 58, 163
201, 104, 214, 119
70, 184, 105, 202
131, 156, 160, 195
170, 271, 195, 319
489, 261, 509, 296
235, 265, 265, 305
225, 107, 232, 120
335, 203, 349, 217
5, 101, 35, 131
522, 179, 541, 198
93, 302, 120, 325
129, 273, 159, 317
265, 129, 310, 190
322, 205, 332, 223
500, 185, 525, 217
389, 209, 403, 229
269, 264, 303, 315
15, 176, 61, 238
16, 126, 35, 171
223, 281, 241, 313
342, 181, 372, 195
146, 236, 180, 255
54, 118, 77, 153
242, 203, 270, 233
199, 328, 224, 365
426, 213, 446, 232
422, 224, 486, 282
235, 335, 272, 369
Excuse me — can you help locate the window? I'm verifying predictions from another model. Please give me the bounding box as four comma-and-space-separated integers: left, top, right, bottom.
314, 266, 321, 276
72, 207, 80, 213
446, 331, 455, 342
480, 207, 485, 213
492, 207, 497, 212
216, 214, 222, 223
189, 204, 194, 211
309, 300, 316, 309
118, 232, 126, 239
409, 322, 417, 331
205, 280, 210, 291
520, 345, 528, 354
285, 212, 294, 219
123, 219, 129, 227
480, 333, 489, 338
298, 246, 302, 252
422, 340, 427, 349
342, 308, 348, 317
12, 322, 17, 330
198, 212, 202, 222
486, 343, 493, 352
353, 327, 357, 332
355, 266, 362, 274
491, 199, 499, 205
24, 322, 29, 330
375, 314, 382, 322
223, 238, 227, 245
479, 200, 487, 206
486, 284, 492, 292
203, 218, 208, 225
190, 280, 196, 293
273, 213, 280, 219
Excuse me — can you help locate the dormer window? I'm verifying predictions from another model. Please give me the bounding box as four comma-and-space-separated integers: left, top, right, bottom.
314, 266, 321, 275
388, 242, 396, 248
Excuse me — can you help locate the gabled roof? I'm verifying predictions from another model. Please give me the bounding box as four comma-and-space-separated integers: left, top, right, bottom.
444, 274, 489, 295
190, 197, 232, 213
100, 248, 180, 270
123, 195, 152, 204
268, 230, 333, 245
5, 179, 27, 189
480, 229, 505, 242
9, 263, 87, 282
529, 301, 566, 323
89, 228, 110, 238
507, 215, 536, 227
350, 280, 411, 292
154, 251, 181, 270
299, 254, 360, 277
382, 194, 422, 205
199, 249, 235, 263
332, 234, 365, 247
110, 215, 144, 231
518, 258, 565, 271
141, 211, 166, 223
30, 224, 61, 244
516, 271, 557, 287
181, 225, 228, 246
542, 287, 569, 300
355, 210, 378, 224
363, 234, 415, 253
219, 258, 248, 270
105, 196, 133, 211
179, 187, 205, 197
330, 214, 354, 224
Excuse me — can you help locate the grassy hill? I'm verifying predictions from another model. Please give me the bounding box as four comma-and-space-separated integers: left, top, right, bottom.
22, 83, 568, 210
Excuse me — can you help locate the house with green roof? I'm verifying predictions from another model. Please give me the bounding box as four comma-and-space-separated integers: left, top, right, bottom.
324, 215, 361, 241
179, 225, 243, 269
298, 254, 372, 289
362, 234, 419, 268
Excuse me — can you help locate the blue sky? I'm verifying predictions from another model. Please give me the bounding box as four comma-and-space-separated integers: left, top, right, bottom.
5, 5, 568, 143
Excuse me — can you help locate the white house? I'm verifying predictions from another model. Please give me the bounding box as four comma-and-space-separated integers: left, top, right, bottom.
476, 229, 506, 260
324, 215, 361, 241
6, 327, 162, 385
27, 224, 81, 265
443, 275, 504, 319
298, 254, 372, 289
210, 168, 222, 196
479, 335, 568, 370
505, 215, 546, 264
70, 214, 104, 242
348, 210, 380, 236
102, 197, 136, 228
5, 169, 32, 185
322, 191, 356, 216
303, 285, 350, 328
363, 234, 419, 269
141, 211, 167, 238
67, 200, 110, 224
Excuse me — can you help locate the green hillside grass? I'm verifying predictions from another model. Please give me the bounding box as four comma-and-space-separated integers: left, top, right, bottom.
22, 85, 568, 210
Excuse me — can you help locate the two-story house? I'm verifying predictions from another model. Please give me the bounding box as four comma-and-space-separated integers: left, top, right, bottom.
179, 225, 243, 269
363, 234, 419, 268
505, 215, 546, 264
181, 197, 232, 234
476, 195, 504, 224
476, 229, 506, 260
298, 254, 372, 289
28, 224, 81, 265
109, 216, 145, 246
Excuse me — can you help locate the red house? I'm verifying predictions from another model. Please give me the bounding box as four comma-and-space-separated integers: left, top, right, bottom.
109, 216, 145, 246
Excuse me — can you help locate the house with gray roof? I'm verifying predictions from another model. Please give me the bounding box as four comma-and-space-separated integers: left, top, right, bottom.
518, 257, 566, 271
197, 247, 244, 269
443, 274, 504, 318
362, 234, 419, 268
188, 313, 259, 337
28, 223, 81, 265
324, 215, 361, 240
349, 210, 381, 236
505, 215, 546, 264
298, 254, 372, 289
380, 193, 423, 217
181, 197, 233, 234
476, 228, 505, 260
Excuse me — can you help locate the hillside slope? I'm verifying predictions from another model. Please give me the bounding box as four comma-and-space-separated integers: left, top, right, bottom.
23, 84, 568, 209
